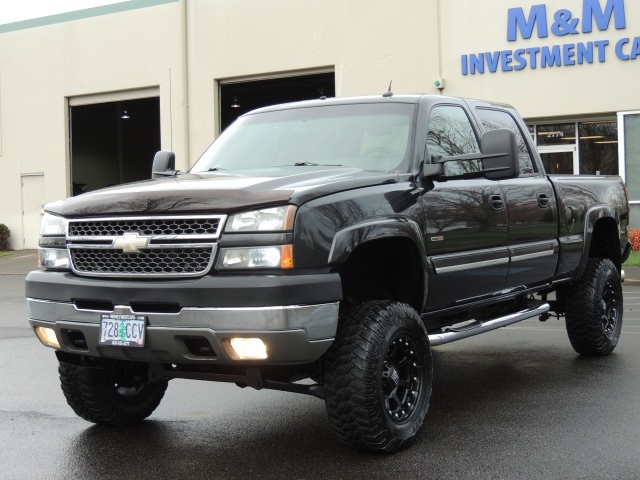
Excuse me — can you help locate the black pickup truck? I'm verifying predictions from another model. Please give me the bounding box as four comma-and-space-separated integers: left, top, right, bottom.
27, 94, 631, 452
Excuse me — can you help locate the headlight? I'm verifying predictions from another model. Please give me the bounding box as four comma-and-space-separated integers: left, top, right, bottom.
40, 213, 66, 236
38, 248, 71, 269
39, 212, 70, 270
226, 206, 296, 232
217, 245, 294, 270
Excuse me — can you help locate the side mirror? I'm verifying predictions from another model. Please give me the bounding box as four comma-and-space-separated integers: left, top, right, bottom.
151, 151, 176, 179
422, 156, 445, 178
480, 129, 519, 180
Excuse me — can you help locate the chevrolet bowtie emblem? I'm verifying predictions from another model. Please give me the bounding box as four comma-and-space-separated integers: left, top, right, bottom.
112, 232, 150, 253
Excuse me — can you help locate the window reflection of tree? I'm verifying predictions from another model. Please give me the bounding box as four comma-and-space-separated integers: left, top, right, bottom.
579, 122, 618, 175
477, 109, 535, 175
426, 187, 492, 235
427, 106, 481, 176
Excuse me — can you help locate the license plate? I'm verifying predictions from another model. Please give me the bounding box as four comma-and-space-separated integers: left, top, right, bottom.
99, 314, 146, 348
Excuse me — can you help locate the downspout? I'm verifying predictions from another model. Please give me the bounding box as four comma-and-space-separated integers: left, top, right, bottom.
179, 0, 190, 168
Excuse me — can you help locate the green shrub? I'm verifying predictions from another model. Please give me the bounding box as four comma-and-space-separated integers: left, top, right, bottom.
0, 223, 10, 251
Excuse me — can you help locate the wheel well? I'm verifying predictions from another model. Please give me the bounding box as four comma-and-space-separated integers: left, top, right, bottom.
336, 238, 424, 312
588, 217, 621, 271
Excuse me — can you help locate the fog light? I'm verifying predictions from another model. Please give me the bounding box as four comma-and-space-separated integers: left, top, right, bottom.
229, 338, 267, 360
38, 248, 70, 270
34, 326, 60, 348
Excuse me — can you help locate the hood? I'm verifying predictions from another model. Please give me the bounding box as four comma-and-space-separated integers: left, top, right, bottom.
47, 167, 402, 217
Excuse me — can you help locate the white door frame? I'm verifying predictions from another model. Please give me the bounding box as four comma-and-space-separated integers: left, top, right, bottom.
537, 145, 578, 174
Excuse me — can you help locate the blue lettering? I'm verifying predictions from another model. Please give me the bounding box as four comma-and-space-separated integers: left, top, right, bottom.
462, 55, 469, 75
563, 44, 576, 65
541, 45, 562, 67
470, 53, 485, 74
616, 38, 630, 60
582, 0, 626, 33
631, 37, 640, 59
526, 47, 541, 68
594, 40, 609, 62
501, 50, 514, 71
513, 49, 527, 70
577, 42, 594, 63
486, 51, 501, 72
551, 9, 579, 36
507, 5, 548, 41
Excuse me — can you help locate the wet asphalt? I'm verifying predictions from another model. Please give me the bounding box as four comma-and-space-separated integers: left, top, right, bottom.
2, 254, 640, 479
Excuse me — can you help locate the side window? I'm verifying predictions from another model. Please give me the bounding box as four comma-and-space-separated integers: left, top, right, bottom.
427, 105, 481, 176
476, 108, 536, 175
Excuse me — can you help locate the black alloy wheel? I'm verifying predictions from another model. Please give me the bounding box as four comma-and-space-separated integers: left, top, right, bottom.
382, 333, 422, 423
323, 301, 433, 452
565, 258, 623, 355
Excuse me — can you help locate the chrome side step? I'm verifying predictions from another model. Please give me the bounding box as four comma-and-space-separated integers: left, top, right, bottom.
428, 303, 551, 347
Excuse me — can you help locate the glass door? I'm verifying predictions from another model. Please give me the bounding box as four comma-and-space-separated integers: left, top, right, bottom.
538, 145, 577, 174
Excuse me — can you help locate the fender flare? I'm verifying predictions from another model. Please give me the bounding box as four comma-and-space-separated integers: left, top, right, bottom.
577, 205, 620, 276
328, 218, 428, 267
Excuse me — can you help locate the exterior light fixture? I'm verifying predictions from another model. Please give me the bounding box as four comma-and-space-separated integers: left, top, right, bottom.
121, 110, 130, 119
228, 338, 267, 359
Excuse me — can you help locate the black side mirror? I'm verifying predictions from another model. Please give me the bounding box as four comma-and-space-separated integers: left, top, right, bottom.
480, 129, 519, 180
151, 151, 176, 179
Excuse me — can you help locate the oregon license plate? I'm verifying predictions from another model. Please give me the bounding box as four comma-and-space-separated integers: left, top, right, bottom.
99, 314, 146, 348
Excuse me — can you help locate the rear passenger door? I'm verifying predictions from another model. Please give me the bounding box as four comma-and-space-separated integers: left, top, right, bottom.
474, 107, 559, 290
422, 102, 509, 311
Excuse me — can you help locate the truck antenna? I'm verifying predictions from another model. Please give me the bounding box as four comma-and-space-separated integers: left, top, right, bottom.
382, 81, 393, 97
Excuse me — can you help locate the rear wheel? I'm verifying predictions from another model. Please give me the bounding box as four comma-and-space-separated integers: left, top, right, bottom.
323, 301, 433, 452
59, 360, 168, 425
565, 258, 623, 355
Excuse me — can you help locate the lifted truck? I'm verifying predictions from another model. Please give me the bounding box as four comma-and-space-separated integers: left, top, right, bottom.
27, 94, 631, 452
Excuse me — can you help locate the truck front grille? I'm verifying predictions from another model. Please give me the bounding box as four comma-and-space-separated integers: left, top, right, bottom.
68, 218, 222, 238
66, 215, 226, 278
70, 247, 214, 275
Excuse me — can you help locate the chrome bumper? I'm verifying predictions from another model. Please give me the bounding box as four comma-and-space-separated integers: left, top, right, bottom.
27, 298, 339, 365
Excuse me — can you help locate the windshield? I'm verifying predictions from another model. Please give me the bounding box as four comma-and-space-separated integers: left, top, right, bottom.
190, 103, 416, 174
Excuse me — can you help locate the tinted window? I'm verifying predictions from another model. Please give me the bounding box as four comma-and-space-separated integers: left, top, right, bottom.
427, 105, 481, 176
476, 108, 536, 175
427, 105, 480, 157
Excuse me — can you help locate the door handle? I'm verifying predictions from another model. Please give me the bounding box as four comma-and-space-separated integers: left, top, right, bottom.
537, 193, 550, 208
490, 194, 505, 211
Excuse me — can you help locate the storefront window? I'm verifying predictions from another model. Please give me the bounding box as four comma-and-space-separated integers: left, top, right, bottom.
579, 122, 618, 175
536, 124, 575, 146
529, 120, 619, 177
625, 114, 640, 226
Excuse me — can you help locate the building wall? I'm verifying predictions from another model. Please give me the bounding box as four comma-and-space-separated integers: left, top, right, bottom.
1, 0, 639, 249
185, 0, 441, 160
0, 0, 187, 249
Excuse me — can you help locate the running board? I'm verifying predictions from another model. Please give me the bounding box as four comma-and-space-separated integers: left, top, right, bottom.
428, 303, 550, 346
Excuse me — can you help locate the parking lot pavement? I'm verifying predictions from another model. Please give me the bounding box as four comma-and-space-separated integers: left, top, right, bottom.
2, 271, 640, 479
0, 250, 38, 275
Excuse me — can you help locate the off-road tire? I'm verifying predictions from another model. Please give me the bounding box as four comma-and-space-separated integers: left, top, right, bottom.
323, 301, 433, 453
59, 361, 168, 425
565, 258, 623, 355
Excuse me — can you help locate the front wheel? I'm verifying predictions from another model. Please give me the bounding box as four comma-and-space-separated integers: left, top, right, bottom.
59, 360, 168, 425
565, 258, 623, 355
323, 301, 433, 452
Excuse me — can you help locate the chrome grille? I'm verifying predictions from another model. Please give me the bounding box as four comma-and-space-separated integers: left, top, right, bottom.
66, 215, 225, 278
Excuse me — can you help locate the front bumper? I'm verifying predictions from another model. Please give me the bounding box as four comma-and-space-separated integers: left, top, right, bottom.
26, 271, 342, 365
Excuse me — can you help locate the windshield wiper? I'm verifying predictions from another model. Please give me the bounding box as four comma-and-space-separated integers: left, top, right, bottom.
293, 162, 342, 166
206, 167, 225, 172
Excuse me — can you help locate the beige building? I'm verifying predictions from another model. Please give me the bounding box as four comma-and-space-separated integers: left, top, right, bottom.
1, 0, 639, 249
